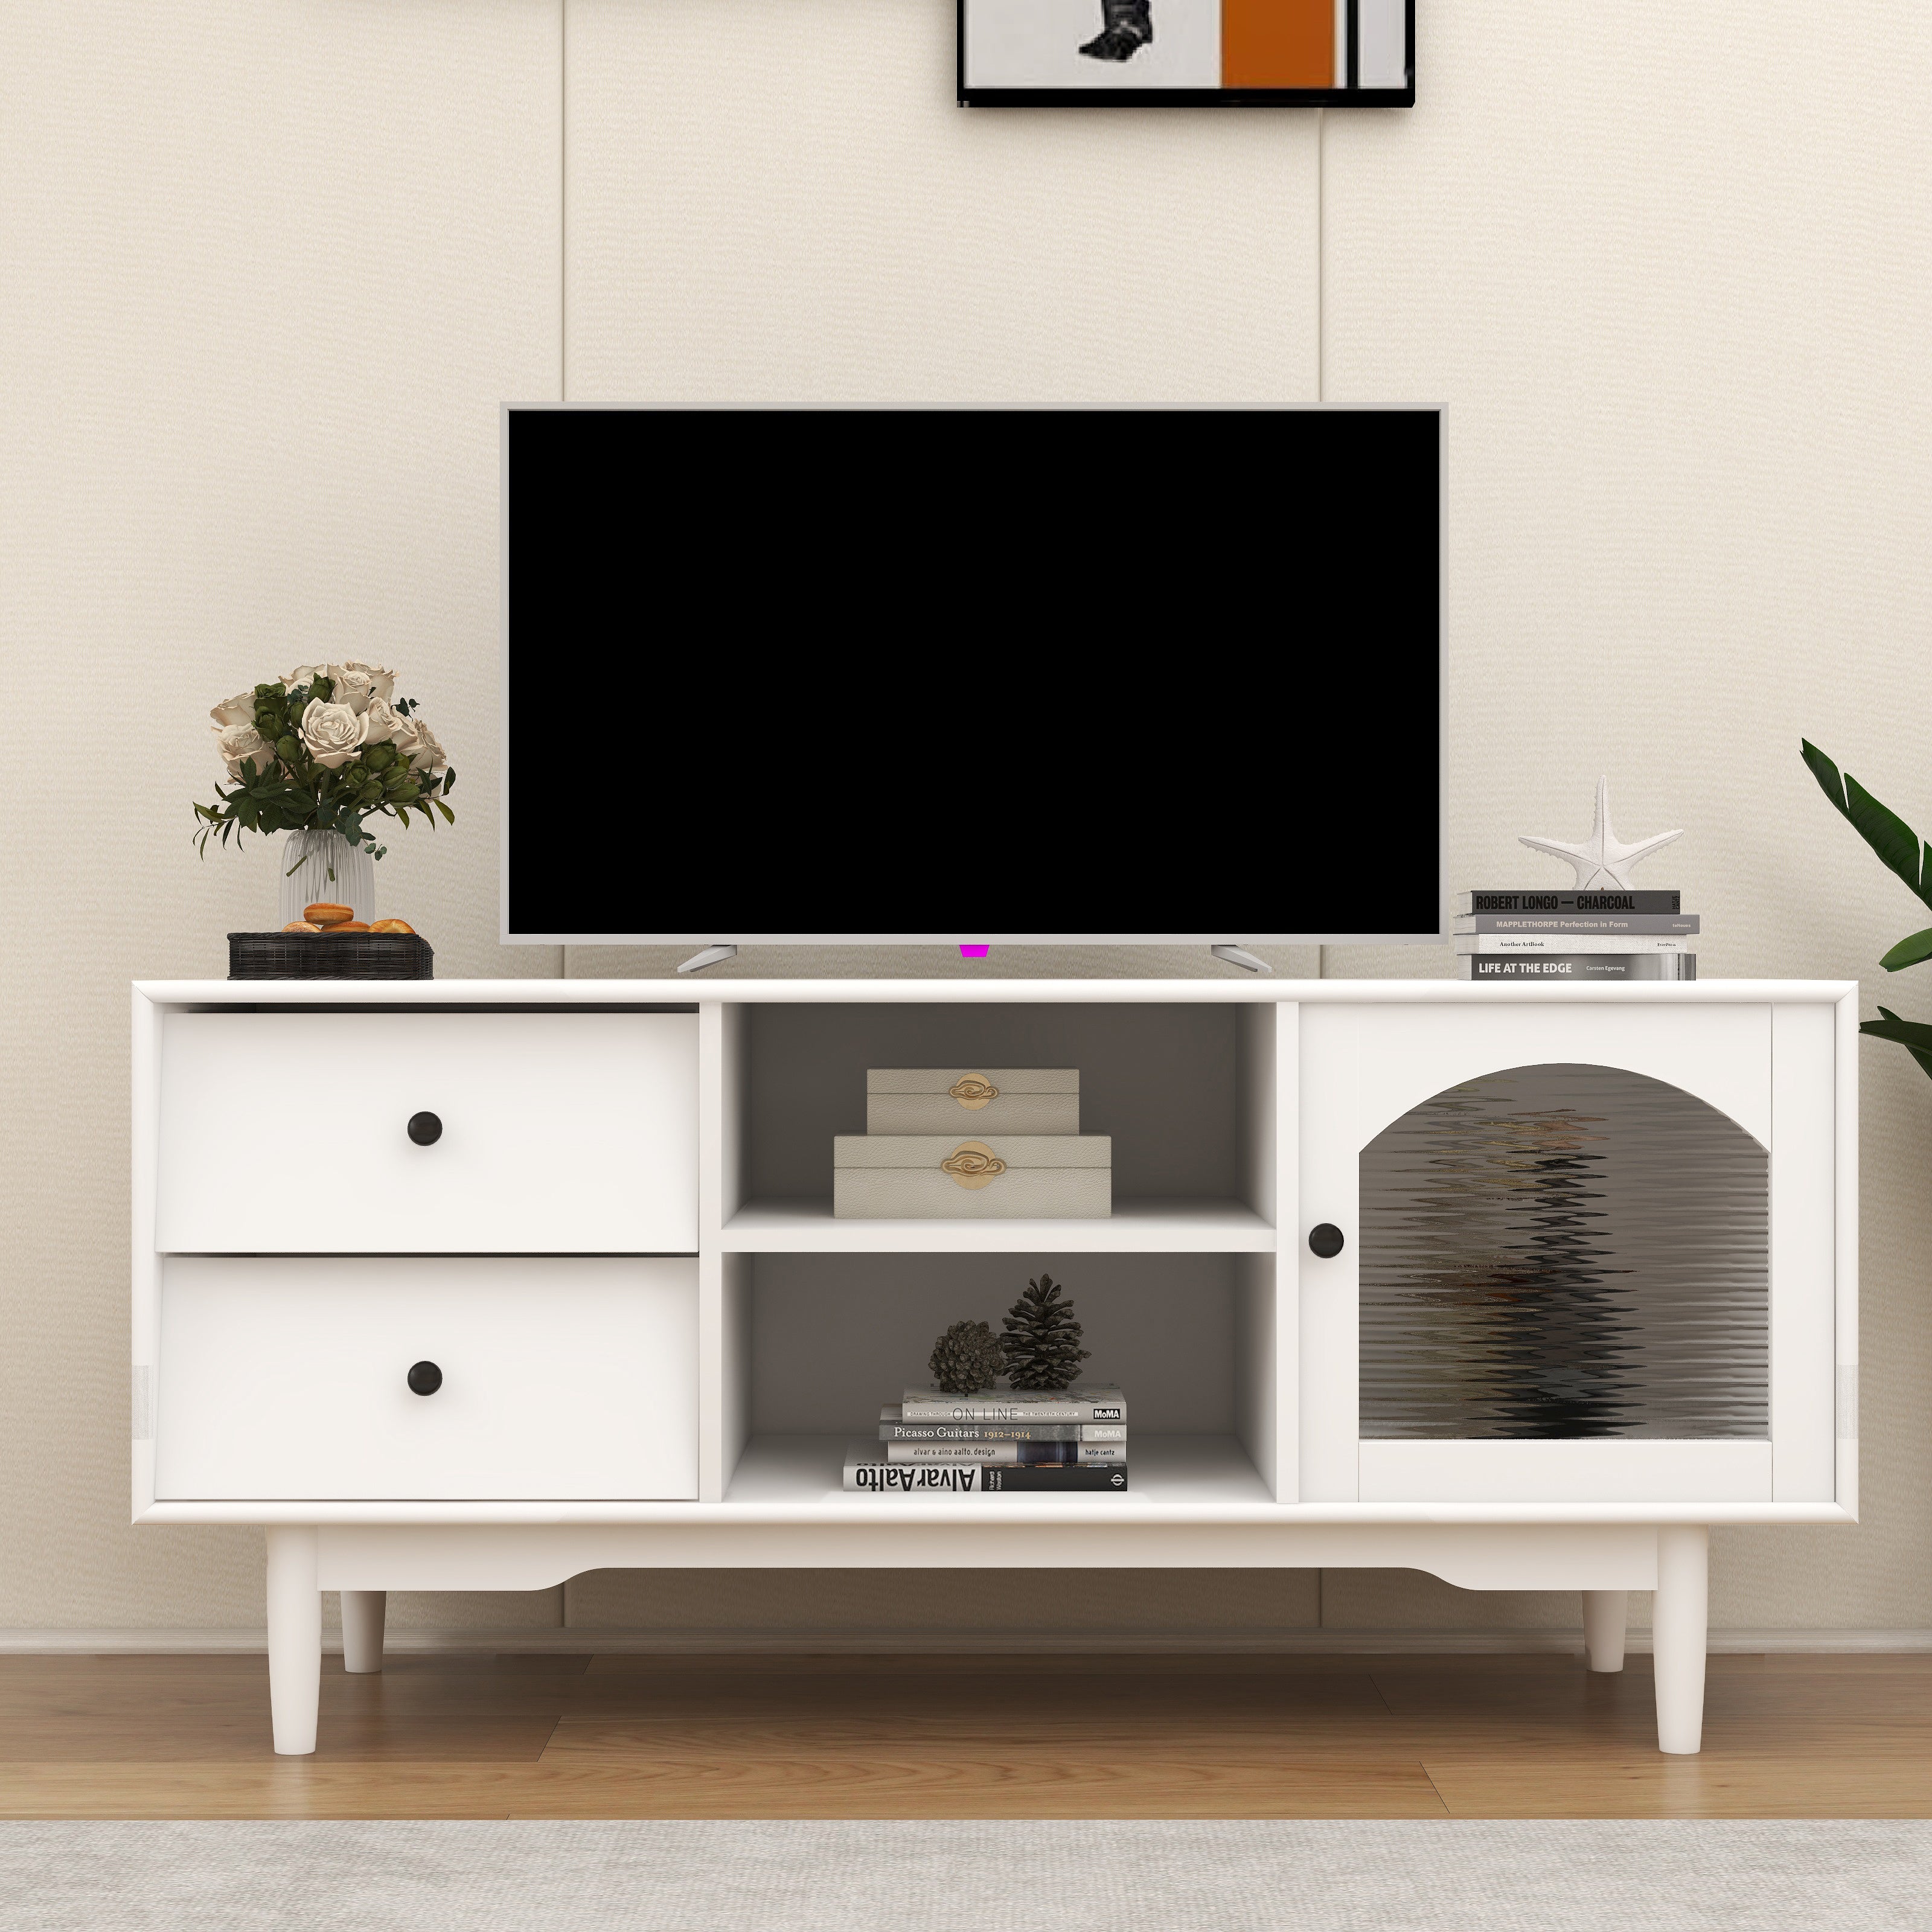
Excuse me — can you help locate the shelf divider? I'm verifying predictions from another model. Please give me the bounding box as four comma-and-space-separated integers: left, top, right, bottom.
719, 1198, 1277, 1253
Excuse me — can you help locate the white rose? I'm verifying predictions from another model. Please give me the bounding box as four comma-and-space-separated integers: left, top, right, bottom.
210, 691, 257, 728
283, 665, 325, 690
215, 723, 280, 780
299, 697, 368, 770
327, 660, 396, 703
362, 696, 403, 744
330, 667, 377, 714
392, 712, 447, 775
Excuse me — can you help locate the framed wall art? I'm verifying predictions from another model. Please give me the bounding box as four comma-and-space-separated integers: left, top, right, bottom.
958, 0, 1413, 105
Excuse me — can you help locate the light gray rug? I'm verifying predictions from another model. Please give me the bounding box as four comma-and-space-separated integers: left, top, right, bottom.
2, 1820, 1926, 1931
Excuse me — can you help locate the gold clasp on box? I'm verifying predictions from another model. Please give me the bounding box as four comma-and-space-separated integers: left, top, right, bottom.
949, 1074, 1000, 1109
941, 1140, 1006, 1189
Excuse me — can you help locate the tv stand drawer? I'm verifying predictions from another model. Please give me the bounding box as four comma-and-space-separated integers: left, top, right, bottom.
153, 1255, 698, 1500
155, 1011, 698, 1253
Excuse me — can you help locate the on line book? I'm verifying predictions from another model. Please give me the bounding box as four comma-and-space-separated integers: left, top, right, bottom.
898, 1384, 1126, 1424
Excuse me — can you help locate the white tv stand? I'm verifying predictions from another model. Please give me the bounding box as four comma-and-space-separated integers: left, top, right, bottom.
131, 977, 1858, 1758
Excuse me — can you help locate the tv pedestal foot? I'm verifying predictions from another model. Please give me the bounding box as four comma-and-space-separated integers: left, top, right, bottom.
1583, 1590, 1628, 1672
1652, 1527, 1710, 1754
676, 945, 739, 974
1211, 945, 1271, 973
341, 1590, 386, 1674
266, 1527, 321, 1757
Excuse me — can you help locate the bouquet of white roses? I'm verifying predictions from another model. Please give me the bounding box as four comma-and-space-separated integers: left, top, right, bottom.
196, 661, 455, 866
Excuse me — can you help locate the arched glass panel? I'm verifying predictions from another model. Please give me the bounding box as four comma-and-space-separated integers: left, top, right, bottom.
1359, 1063, 1768, 1440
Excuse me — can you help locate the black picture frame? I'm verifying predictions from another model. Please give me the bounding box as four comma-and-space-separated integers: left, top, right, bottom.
958, 0, 1414, 107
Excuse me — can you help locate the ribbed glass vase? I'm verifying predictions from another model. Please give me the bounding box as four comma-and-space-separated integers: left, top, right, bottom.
278, 830, 374, 927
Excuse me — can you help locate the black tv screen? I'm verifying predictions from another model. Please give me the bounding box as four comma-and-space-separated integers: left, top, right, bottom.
504, 405, 1441, 947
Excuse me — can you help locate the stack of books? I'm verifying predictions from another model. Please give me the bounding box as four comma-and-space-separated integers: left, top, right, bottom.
844, 1384, 1129, 1493
1454, 890, 1697, 982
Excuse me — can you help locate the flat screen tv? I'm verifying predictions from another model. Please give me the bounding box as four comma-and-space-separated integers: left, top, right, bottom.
503, 405, 1441, 955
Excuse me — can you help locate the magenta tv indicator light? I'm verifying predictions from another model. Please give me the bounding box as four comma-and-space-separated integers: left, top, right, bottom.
959, 944, 990, 958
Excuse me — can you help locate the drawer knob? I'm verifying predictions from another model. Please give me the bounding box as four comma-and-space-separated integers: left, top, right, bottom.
406, 1112, 443, 1147
1308, 1223, 1345, 1258
407, 1360, 443, 1396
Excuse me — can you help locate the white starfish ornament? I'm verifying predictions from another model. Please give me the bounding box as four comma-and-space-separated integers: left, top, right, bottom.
1518, 776, 1682, 890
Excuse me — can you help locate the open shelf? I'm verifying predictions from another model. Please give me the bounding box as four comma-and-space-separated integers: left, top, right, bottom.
724, 1433, 1275, 1513
720, 1197, 1275, 1252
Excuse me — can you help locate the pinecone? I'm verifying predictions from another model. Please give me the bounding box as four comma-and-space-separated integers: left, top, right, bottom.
927, 1320, 1006, 1395
1000, 1272, 1090, 1392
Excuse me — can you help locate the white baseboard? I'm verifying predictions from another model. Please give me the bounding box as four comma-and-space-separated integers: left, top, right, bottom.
5, 1627, 1932, 1656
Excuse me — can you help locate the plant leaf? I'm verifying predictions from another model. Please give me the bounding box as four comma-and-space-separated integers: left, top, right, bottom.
1802, 740, 1932, 913
1862, 1006, 1932, 1084
1881, 927, 1932, 972
1801, 738, 1849, 814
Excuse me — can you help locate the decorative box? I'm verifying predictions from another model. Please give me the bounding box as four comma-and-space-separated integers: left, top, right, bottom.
865, 1069, 1080, 1136
227, 932, 434, 980
833, 1134, 1112, 1219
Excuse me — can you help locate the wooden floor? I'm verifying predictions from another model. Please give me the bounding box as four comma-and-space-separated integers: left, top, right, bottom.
3, 1650, 1931, 1819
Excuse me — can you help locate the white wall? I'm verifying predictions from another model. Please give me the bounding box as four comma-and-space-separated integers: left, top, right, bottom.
3, 0, 1929, 1642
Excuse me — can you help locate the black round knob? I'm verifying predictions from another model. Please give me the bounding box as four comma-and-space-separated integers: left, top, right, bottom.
1308, 1223, 1345, 1258
407, 1360, 443, 1396
407, 1112, 443, 1146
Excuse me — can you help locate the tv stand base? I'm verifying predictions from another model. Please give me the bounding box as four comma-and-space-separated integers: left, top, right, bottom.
1212, 945, 1272, 973
257, 1520, 1706, 1759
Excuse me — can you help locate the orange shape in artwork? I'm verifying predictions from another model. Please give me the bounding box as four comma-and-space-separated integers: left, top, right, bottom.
1221, 0, 1332, 88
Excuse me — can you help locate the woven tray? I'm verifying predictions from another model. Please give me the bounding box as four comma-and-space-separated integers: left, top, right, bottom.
228, 932, 435, 980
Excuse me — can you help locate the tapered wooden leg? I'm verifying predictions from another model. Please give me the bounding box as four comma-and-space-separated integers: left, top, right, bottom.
1652, 1526, 1709, 1754
266, 1527, 321, 1756
341, 1590, 386, 1675
1583, 1589, 1628, 1672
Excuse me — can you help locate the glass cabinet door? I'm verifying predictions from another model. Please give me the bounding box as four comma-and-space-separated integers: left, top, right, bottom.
1298, 1002, 1836, 1505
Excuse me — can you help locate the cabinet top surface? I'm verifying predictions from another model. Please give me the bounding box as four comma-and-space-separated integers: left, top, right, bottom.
134, 977, 1859, 1007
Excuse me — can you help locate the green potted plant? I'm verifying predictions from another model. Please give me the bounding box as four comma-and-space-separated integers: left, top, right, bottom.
1802, 740, 1932, 1079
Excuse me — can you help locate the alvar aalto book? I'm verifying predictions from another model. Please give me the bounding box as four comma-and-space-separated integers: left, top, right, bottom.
845, 1444, 1128, 1492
